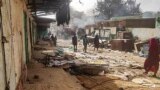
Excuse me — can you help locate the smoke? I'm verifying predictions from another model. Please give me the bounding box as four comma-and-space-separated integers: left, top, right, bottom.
71, 15, 95, 28
69, 7, 97, 28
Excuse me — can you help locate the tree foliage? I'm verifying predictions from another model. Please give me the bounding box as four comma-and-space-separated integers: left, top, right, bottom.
96, 0, 141, 19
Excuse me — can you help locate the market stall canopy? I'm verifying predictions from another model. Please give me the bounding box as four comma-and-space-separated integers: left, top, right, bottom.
27, 0, 70, 26
36, 17, 55, 27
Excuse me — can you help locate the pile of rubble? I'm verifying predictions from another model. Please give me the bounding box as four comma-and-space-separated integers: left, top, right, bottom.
34, 41, 160, 89
36, 47, 76, 67
36, 46, 145, 78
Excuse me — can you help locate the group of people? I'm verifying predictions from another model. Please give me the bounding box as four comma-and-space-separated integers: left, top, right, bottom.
51, 34, 57, 46
72, 35, 160, 77
72, 34, 100, 52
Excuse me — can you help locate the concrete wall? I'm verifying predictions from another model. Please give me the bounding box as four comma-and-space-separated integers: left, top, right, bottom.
129, 28, 160, 41
0, 0, 34, 89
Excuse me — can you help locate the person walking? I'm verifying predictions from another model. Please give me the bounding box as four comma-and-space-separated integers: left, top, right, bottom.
54, 35, 57, 46
83, 34, 88, 53
144, 38, 160, 77
51, 34, 55, 46
72, 34, 77, 52
94, 34, 100, 51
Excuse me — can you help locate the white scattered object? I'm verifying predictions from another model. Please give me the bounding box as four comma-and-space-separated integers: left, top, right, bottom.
132, 78, 155, 87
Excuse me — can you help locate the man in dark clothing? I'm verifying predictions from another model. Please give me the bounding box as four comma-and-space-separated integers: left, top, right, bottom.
51, 34, 55, 46
72, 34, 77, 52
83, 34, 88, 53
54, 35, 57, 46
94, 34, 99, 51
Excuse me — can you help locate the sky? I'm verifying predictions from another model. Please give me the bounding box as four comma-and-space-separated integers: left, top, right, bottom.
43, 0, 160, 19
70, 0, 160, 13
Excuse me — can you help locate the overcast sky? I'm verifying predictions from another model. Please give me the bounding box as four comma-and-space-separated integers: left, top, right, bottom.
70, 0, 160, 13
43, 0, 160, 19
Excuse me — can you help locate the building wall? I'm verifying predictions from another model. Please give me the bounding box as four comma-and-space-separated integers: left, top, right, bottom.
1, 0, 16, 89
0, 22, 6, 90
0, 0, 34, 89
102, 18, 155, 28
125, 19, 155, 28
129, 28, 160, 41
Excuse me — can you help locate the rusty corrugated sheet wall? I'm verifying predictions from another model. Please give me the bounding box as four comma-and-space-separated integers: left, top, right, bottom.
125, 19, 155, 28
0, 12, 6, 90
101, 18, 155, 28
1, 0, 16, 89
0, 0, 34, 89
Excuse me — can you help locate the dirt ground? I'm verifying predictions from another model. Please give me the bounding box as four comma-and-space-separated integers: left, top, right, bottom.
24, 62, 85, 90
24, 41, 85, 90
24, 40, 160, 90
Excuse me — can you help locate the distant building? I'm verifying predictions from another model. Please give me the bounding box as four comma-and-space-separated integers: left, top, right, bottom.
142, 12, 156, 18
155, 12, 160, 29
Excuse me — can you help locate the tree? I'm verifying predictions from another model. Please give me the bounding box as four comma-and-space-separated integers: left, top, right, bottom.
125, 0, 141, 15
96, 0, 141, 19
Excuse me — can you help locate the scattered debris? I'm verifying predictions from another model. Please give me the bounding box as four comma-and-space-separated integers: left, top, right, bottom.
119, 87, 124, 90
34, 47, 46, 50
132, 78, 155, 87
129, 64, 143, 69
29, 39, 160, 90
47, 60, 68, 67
33, 75, 39, 80
66, 64, 109, 76
134, 41, 148, 53
139, 44, 149, 57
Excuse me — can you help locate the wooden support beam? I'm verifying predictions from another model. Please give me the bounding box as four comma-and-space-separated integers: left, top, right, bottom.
27, 0, 69, 15
0, 0, 2, 7
33, 0, 37, 16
